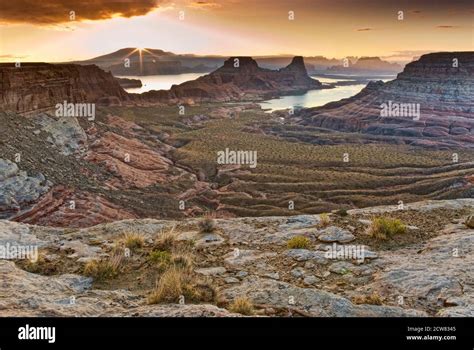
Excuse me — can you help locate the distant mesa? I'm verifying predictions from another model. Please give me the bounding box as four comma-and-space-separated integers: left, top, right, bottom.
328, 56, 402, 75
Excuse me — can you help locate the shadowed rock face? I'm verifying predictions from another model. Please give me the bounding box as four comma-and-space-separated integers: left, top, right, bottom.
141, 56, 323, 103
297, 52, 474, 149
0, 63, 132, 115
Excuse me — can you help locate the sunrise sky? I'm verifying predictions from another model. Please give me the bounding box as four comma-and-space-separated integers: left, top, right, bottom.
0, 0, 473, 63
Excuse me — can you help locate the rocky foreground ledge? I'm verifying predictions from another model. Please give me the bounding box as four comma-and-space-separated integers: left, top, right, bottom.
0, 199, 472, 317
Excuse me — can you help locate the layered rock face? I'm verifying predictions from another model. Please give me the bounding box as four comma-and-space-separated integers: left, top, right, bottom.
298, 52, 474, 149
0, 63, 132, 115
0, 108, 209, 227
142, 56, 323, 103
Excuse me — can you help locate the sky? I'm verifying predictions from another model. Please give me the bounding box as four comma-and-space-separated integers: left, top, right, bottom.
0, 0, 473, 63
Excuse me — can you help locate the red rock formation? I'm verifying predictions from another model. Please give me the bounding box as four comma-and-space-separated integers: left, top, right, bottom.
12, 186, 137, 228
298, 52, 474, 149
0, 63, 132, 115
84, 131, 174, 188
141, 56, 323, 103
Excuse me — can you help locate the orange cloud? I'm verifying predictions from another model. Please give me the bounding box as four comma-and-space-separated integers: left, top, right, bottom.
188, 1, 222, 9
0, 0, 164, 25
436, 25, 461, 29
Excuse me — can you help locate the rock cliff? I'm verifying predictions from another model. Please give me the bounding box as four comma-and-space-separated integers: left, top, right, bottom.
297, 52, 474, 149
0, 63, 132, 115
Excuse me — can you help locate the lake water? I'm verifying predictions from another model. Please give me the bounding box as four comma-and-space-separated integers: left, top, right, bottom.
120, 73, 206, 93
259, 83, 366, 112
259, 75, 394, 112
121, 73, 392, 112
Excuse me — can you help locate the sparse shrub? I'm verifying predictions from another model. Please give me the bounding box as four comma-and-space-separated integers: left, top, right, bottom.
335, 209, 348, 217
149, 250, 171, 265
367, 217, 406, 240
148, 267, 215, 304
148, 267, 184, 304
84, 253, 123, 281
122, 231, 145, 251
154, 227, 178, 251
464, 215, 474, 229
287, 235, 311, 249
319, 213, 331, 227
22, 253, 56, 275
352, 292, 383, 305
171, 252, 193, 270
198, 214, 216, 233
229, 296, 254, 315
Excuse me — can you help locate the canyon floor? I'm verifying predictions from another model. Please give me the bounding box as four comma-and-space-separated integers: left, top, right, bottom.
1, 102, 473, 227
0, 53, 473, 318
1, 199, 473, 317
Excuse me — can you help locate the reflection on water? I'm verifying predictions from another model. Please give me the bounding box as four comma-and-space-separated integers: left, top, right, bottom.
259, 84, 366, 112
120, 73, 207, 93
120, 73, 393, 112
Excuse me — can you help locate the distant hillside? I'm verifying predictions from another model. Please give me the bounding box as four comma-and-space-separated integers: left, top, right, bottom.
328, 57, 402, 75
69, 48, 342, 76
69, 48, 219, 75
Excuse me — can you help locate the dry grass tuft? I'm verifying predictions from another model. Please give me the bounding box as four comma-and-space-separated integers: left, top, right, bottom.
122, 231, 145, 251
171, 251, 194, 270
287, 235, 311, 249
228, 296, 254, 315
198, 213, 216, 233
148, 267, 216, 304
464, 215, 474, 229
352, 292, 383, 305
154, 226, 179, 251
366, 217, 407, 240
83, 251, 123, 281
319, 213, 331, 227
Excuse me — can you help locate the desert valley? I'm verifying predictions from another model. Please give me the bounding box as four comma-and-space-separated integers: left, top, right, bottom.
0, 49, 473, 318
0, 0, 473, 326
